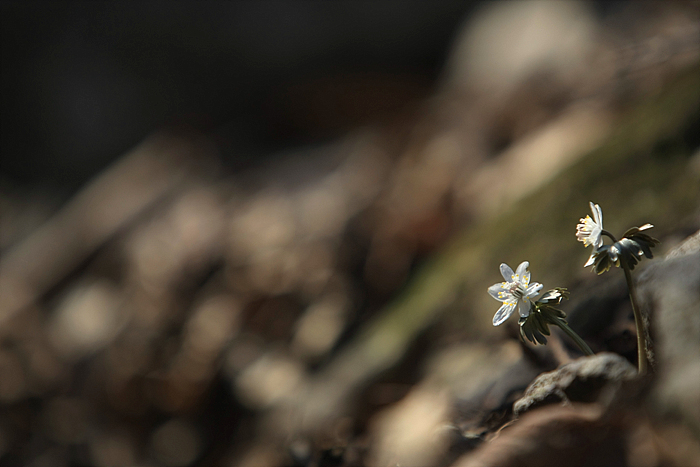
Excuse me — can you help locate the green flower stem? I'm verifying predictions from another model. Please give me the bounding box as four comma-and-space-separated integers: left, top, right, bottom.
554, 318, 594, 356
622, 261, 648, 375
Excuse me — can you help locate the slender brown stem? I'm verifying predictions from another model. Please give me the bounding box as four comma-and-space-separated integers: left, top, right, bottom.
555, 319, 594, 356
622, 262, 648, 375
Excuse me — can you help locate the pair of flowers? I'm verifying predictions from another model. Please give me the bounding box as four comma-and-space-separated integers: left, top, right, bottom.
488, 202, 658, 356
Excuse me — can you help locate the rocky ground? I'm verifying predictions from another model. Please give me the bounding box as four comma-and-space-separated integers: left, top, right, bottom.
1, 2, 699, 466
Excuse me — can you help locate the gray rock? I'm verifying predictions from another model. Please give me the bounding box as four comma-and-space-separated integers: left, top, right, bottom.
637, 232, 700, 429
513, 352, 636, 416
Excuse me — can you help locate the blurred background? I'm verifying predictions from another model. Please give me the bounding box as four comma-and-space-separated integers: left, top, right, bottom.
1, 2, 699, 466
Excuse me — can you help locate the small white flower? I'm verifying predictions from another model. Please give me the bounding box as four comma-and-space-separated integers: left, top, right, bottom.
488, 261, 543, 326
576, 202, 604, 249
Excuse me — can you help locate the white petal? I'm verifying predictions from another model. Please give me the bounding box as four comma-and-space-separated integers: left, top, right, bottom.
518, 299, 531, 318
590, 202, 603, 226
514, 261, 529, 280
592, 226, 603, 249
488, 283, 511, 302
638, 223, 653, 231
540, 289, 561, 302
526, 282, 543, 298
493, 302, 516, 326
500, 263, 515, 282
584, 252, 596, 267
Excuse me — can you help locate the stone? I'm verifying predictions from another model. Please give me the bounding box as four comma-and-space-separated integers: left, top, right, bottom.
513, 352, 636, 416
637, 233, 700, 429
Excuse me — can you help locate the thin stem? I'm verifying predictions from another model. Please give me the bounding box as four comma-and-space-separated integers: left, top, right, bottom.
554, 318, 594, 356
622, 261, 648, 375
601, 230, 618, 243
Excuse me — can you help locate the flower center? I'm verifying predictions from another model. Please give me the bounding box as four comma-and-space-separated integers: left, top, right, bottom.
508, 282, 525, 299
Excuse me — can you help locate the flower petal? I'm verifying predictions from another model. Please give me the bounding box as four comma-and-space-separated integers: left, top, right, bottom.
593, 230, 603, 249
526, 282, 543, 298
590, 202, 602, 226
515, 261, 530, 279
500, 263, 515, 282
518, 299, 531, 318
488, 283, 511, 302
539, 288, 567, 304
493, 301, 516, 326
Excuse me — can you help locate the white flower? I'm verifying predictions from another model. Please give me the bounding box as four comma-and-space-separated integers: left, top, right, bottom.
576, 202, 604, 249
488, 261, 543, 326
